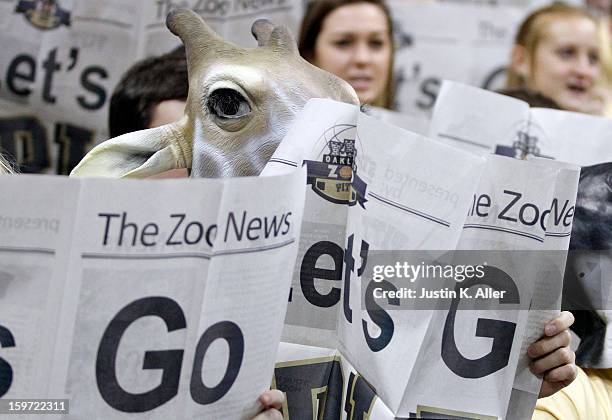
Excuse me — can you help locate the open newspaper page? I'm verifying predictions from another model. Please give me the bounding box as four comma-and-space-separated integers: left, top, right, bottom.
387, 0, 524, 118
430, 84, 584, 415
189, 171, 306, 418
263, 100, 403, 419
0, 1, 144, 174
338, 112, 485, 415
265, 99, 567, 418
430, 81, 612, 165
0, 171, 305, 419
51, 177, 223, 419
528, 108, 612, 165
138, 0, 305, 55
431, 80, 612, 371
429, 81, 530, 155
262, 99, 360, 349
0, 175, 79, 402
504, 158, 580, 420
399, 155, 559, 418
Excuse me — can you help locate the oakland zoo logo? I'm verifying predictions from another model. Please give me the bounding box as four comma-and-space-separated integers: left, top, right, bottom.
304, 124, 367, 207
495, 119, 552, 159
15, 0, 71, 30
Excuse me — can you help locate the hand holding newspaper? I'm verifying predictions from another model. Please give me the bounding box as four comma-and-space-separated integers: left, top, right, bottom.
0, 96, 580, 419
264, 98, 578, 419
431, 80, 612, 371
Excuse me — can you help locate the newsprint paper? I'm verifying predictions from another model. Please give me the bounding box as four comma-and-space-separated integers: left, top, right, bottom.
0, 99, 578, 419
263, 99, 577, 419
0, 170, 306, 419
430, 80, 612, 371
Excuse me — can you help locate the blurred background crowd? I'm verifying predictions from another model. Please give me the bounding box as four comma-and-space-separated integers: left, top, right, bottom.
1, 0, 612, 175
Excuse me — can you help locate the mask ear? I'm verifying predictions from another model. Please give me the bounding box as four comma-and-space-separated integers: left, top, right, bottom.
510, 44, 531, 82
70, 118, 192, 178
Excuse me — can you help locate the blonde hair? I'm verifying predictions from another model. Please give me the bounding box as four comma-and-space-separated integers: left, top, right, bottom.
507, 3, 596, 89
597, 16, 612, 117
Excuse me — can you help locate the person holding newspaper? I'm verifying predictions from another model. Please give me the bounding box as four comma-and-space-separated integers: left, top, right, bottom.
507, 3, 605, 115
298, 0, 578, 403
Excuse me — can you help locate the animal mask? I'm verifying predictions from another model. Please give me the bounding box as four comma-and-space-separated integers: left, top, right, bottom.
70, 9, 359, 178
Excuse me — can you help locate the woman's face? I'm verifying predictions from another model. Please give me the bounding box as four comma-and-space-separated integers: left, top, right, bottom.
313, 3, 392, 106
528, 15, 601, 113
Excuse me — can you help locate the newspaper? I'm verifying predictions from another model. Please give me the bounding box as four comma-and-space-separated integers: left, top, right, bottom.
430, 82, 612, 373
0, 97, 579, 418
263, 99, 575, 418
0, 169, 306, 419
338, 110, 484, 417
136, 0, 305, 56
362, 105, 429, 136
386, 154, 574, 419
387, 0, 525, 120
0, 176, 79, 403
506, 158, 580, 420
459, 155, 576, 420
429, 80, 612, 166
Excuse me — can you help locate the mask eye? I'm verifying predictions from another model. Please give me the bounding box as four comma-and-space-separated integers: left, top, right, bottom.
208, 88, 251, 119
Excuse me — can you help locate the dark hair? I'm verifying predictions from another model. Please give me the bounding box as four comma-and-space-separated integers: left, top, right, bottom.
108, 47, 188, 137
496, 87, 561, 109
298, 0, 395, 109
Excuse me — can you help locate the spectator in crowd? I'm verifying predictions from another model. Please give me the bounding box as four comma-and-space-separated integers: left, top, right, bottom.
507, 3, 604, 115
298, 0, 395, 109
109, 47, 188, 138
109, 47, 188, 178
